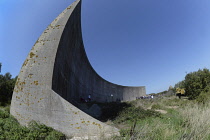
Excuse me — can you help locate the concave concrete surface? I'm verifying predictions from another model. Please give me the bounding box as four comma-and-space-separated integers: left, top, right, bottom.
10, 0, 146, 138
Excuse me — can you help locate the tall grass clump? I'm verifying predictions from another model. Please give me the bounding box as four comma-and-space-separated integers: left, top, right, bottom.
179, 102, 210, 139
114, 105, 161, 124
196, 89, 210, 104
126, 107, 184, 140
111, 96, 210, 140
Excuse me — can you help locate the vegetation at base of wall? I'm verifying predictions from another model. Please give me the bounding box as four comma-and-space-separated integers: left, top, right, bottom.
114, 105, 161, 124
0, 106, 65, 140
0, 71, 65, 139
97, 102, 161, 123
151, 103, 162, 110
99, 102, 131, 121
1, 67, 210, 139
105, 96, 210, 140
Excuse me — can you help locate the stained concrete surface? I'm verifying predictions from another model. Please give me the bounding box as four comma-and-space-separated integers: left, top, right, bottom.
10, 0, 145, 138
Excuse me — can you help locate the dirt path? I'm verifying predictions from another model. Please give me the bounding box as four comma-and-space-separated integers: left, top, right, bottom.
155, 109, 167, 114
166, 106, 179, 109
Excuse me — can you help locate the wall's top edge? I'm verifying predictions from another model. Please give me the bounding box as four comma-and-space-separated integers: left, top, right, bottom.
78, 8, 144, 89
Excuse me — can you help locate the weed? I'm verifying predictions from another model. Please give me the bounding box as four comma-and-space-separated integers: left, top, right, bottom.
0, 107, 65, 140
114, 105, 161, 124
108, 96, 210, 140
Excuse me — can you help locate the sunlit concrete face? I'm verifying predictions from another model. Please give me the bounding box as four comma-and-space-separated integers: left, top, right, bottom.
10, 0, 145, 138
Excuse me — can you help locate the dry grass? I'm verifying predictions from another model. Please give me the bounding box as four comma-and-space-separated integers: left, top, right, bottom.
108, 96, 210, 140
92, 96, 210, 140
179, 103, 210, 140
133, 120, 178, 140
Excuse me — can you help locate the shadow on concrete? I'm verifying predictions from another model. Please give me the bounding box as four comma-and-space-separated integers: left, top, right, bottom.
70, 99, 133, 122
79, 102, 131, 122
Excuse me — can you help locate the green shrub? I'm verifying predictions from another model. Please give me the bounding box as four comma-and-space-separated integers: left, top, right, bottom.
184, 68, 210, 99
0, 109, 9, 118
151, 104, 162, 110
4, 105, 10, 112
46, 131, 66, 140
0, 73, 17, 105
27, 121, 65, 140
100, 102, 131, 121
0, 108, 65, 140
114, 105, 161, 124
196, 90, 210, 104
119, 129, 130, 137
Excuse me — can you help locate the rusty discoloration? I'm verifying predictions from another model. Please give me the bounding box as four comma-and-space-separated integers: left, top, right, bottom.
30, 52, 35, 58
75, 127, 81, 129
28, 74, 33, 78
34, 81, 38, 85
22, 59, 29, 67
10, 0, 120, 138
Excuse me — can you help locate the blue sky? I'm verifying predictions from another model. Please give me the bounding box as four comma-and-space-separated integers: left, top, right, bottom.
1, 0, 210, 94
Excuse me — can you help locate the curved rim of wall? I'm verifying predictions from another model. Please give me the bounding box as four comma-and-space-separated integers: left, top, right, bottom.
81, 50, 145, 88
10, 0, 119, 138
73, 3, 145, 89
51, 0, 145, 103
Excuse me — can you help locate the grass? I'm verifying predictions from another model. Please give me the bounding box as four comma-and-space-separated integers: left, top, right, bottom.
104, 96, 210, 140
179, 103, 210, 139
0, 105, 65, 140
1, 95, 210, 140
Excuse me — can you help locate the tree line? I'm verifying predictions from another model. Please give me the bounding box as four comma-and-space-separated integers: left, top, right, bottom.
1, 68, 210, 105
0, 72, 17, 105
175, 68, 210, 103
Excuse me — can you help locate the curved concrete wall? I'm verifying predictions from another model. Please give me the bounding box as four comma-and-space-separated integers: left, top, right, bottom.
11, 0, 145, 138
52, 2, 145, 103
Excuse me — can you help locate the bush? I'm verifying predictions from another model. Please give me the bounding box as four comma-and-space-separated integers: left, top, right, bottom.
179, 103, 210, 139
0, 108, 65, 140
196, 90, 210, 104
0, 109, 9, 118
119, 129, 130, 137
99, 102, 131, 121
114, 105, 161, 124
184, 68, 210, 99
151, 104, 162, 110
0, 73, 17, 105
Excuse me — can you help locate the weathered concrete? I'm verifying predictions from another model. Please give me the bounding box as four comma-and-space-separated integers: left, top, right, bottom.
10, 0, 146, 138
